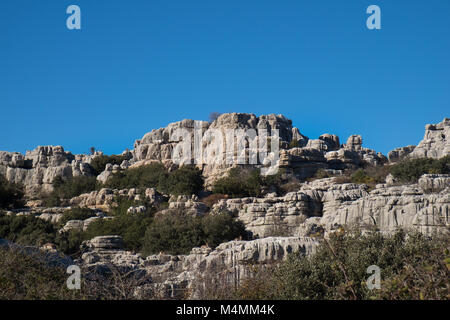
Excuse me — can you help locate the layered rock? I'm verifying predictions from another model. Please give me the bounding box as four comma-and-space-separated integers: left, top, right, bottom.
388, 118, 450, 162
211, 175, 449, 237
78, 235, 319, 299
69, 187, 163, 210
0, 146, 93, 197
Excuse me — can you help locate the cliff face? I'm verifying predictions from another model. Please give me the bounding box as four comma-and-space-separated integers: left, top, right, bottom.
0, 146, 93, 197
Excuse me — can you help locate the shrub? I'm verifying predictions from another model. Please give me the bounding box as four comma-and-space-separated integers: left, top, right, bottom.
226, 228, 450, 300
390, 156, 450, 183
142, 211, 249, 256
0, 246, 156, 299
90, 154, 128, 176
213, 167, 288, 198
58, 207, 97, 228
0, 246, 77, 299
0, 212, 56, 247
288, 139, 300, 149
160, 166, 204, 196
0, 174, 25, 209
44, 176, 98, 205
83, 197, 155, 252
105, 162, 168, 190
142, 212, 204, 256
212, 167, 263, 198
202, 212, 248, 248
105, 163, 204, 196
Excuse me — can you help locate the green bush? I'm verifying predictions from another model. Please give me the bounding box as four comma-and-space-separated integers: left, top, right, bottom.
44, 176, 98, 206
0, 212, 56, 247
212, 167, 263, 198
159, 166, 204, 196
105, 163, 204, 196
212, 167, 286, 198
58, 207, 97, 228
226, 228, 450, 300
0, 174, 25, 209
390, 156, 450, 183
90, 154, 128, 176
105, 162, 167, 190
288, 139, 300, 149
0, 246, 156, 299
202, 212, 248, 248
142, 211, 248, 256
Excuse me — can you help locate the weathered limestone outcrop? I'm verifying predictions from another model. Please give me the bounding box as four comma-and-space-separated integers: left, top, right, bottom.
0, 146, 93, 197
78, 235, 319, 299
128, 113, 385, 186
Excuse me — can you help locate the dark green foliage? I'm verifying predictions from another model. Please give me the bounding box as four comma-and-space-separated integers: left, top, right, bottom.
0, 174, 25, 209
105, 162, 167, 190
202, 212, 248, 248
227, 229, 450, 300
54, 229, 87, 256
0, 212, 56, 247
44, 176, 98, 206
0, 247, 77, 299
90, 154, 128, 176
58, 207, 97, 228
142, 211, 248, 256
288, 139, 300, 149
0, 246, 156, 299
105, 163, 203, 196
390, 156, 450, 183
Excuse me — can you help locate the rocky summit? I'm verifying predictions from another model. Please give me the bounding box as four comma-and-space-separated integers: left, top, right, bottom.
0, 114, 449, 299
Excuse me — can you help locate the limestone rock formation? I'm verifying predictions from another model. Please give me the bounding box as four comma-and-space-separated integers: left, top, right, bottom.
78, 235, 319, 299
0, 146, 93, 197
127, 113, 385, 187
69, 187, 162, 210
408, 118, 450, 159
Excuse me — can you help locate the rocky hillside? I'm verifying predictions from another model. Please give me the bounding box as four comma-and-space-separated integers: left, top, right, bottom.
0, 114, 449, 299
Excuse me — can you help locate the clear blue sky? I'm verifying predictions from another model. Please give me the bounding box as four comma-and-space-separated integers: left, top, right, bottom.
1, 0, 449, 156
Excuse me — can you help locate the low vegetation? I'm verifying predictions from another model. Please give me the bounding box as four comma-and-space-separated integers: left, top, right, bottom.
0, 246, 155, 299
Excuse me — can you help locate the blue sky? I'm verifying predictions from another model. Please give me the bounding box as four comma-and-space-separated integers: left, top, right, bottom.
1, 0, 449, 156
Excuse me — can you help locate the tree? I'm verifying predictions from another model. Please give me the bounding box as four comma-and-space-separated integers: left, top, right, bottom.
209, 112, 221, 123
